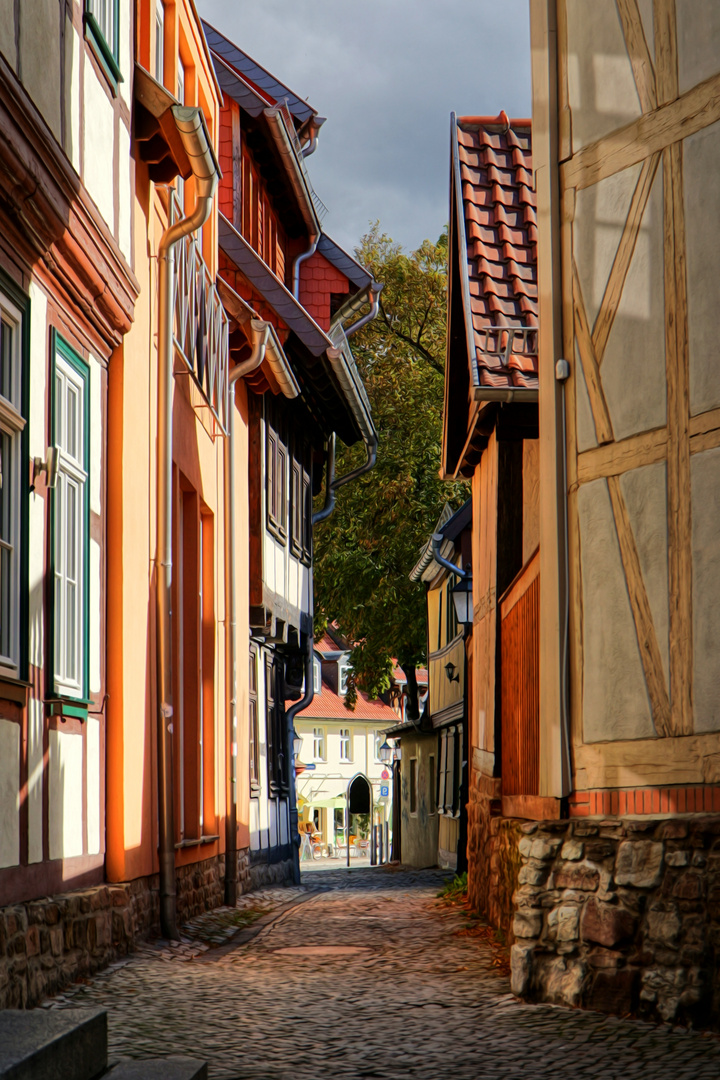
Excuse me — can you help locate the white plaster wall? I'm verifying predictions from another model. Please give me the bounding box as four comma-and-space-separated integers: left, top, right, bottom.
83, 67, 115, 232
86, 716, 101, 855
89, 539, 101, 694
677, 0, 720, 96
0, 719, 20, 868
28, 283, 48, 670
118, 0, 132, 111
27, 697, 44, 864
117, 120, 133, 265
578, 478, 655, 742
19, 0, 61, 142
619, 462, 670, 684
691, 447, 720, 732
263, 533, 276, 597
48, 729, 84, 860
685, 121, 720, 417
287, 556, 299, 612
64, 17, 81, 174
565, 0, 640, 154
0, 0, 16, 69
249, 798, 260, 849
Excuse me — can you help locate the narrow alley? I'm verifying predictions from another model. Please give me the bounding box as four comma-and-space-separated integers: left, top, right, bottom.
43, 868, 720, 1080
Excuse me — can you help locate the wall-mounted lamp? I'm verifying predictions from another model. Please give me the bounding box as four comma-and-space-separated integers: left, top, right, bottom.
31, 447, 60, 491
292, 729, 303, 759
450, 570, 473, 628
444, 661, 460, 684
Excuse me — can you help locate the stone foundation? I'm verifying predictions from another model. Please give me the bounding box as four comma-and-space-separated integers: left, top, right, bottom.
471, 809, 720, 1027
248, 857, 294, 891
0, 848, 252, 1009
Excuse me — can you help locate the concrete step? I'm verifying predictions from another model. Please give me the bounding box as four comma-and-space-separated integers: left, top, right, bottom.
105, 1059, 207, 1080
0, 1007, 107, 1080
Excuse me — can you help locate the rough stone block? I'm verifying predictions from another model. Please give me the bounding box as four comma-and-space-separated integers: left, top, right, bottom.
585, 840, 615, 862
541, 956, 586, 1006
518, 864, 547, 886
513, 910, 542, 939
25, 926, 40, 958
665, 850, 689, 867
647, 905, 681, 946
615, 841, 664, 888
510, 942, 534, 995
672, 872, 703, 900
581, 898, 636, 947
561, 840, 583, 861
529, 837, 562, 861
0, 1006, 107, 1080
554, 863, 600, 892
49, 927, 64, 958
548, 905, 580, 942
587, 947, 625, 969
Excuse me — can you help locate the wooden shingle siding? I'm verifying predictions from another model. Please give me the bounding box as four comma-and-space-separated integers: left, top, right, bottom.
500, 551, 539, 796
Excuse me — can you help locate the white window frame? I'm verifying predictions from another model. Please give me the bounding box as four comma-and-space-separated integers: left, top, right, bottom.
338, 660, 349, 696
155, 0, 165, 85
86, 0, 118, 65
374, 731, 385, 761
0, 295, 25, 678
313, 657, 322, 695
53, 350, 88, 699
339, 728, 351, 762
312, 726, 325, 762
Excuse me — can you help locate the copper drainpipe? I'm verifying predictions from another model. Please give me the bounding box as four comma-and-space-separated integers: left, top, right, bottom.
223, 320, 269, 905
156, 106, 219, 939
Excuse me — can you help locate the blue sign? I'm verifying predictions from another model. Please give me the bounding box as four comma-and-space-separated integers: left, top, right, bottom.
302, 763, 316, 770
380, 785, 389, 797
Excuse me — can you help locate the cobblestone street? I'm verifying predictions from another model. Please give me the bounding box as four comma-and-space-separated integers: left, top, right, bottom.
44, 866, 720, 1079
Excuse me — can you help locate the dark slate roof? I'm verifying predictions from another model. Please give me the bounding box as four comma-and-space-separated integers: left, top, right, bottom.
219, 215, 331, 357
317, 234, 373, 292
452, 112, 538, 393
212, 52, 268, 118
202, 21, 316, 124
440, 498, 472, 542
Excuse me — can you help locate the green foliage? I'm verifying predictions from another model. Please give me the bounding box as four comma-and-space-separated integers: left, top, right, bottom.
313, 225, 468, 707
437, 871, 468, 901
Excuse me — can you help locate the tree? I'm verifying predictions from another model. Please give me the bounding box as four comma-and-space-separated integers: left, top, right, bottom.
313, 224, 468, 714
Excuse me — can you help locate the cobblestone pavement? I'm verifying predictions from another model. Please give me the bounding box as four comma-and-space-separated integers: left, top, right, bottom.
44, 865, 720, 1079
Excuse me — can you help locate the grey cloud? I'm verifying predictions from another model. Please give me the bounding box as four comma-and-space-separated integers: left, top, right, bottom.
198, 0, 531, 254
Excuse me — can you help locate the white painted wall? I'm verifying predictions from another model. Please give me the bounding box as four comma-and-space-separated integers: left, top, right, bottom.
19, 0, 62, 142
83, 67, 116, 231
86, 717, 101, 855
48, 729, 84, 860
0, 719, 20, 868
28, 283, 48, 672
27, 698, 44, 864
65, 18, 81, 174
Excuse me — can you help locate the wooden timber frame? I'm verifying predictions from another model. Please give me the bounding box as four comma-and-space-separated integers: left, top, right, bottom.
531, 0, 720, 793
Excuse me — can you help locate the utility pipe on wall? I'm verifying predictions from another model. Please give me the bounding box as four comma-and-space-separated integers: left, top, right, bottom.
223, 321, 269, 906
156, 106, 219, 940
431, 532, 468, 580
311, 433, 336, 526
292, 234, 319, 299
285, 633, 315, 886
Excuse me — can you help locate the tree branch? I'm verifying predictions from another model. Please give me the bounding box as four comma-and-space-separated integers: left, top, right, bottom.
379, 298, 444, 374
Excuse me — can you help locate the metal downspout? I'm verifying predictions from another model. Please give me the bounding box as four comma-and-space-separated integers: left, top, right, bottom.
223, 321, 270, 906
431, 533, 468, 580
285, 633, 315, 885
156, 106, 219, 940
344, 285, 381, 338
331, 436, 377, 492
292, 234, 319, 299
311, 433, 336, 525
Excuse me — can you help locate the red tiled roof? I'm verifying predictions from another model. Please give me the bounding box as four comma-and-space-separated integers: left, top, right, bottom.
315, 633, 344, 656
294, 679, 397, 722
454, 112, 538, 391
391, 664, 428, 686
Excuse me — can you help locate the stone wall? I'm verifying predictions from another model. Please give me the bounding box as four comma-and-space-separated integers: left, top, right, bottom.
248, 857, 294, 891
475, 815, 720, 1027
0, 848, 253, 1009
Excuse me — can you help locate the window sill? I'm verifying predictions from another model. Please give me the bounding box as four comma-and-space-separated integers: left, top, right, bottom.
174, 834, 220, 849
83, 12, 122, 95
45, 698, 90, 721
0, 676, 30, 705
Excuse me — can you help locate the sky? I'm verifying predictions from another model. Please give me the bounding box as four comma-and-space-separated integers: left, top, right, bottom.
196, 0, 532, 257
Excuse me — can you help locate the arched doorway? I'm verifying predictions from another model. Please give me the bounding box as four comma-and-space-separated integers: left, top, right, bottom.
345, 774, 373, 866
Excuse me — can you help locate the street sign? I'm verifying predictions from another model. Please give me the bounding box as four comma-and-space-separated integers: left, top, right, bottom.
302, 763, 316, 770
380, 785, 389, 798
381, 769, 390, 780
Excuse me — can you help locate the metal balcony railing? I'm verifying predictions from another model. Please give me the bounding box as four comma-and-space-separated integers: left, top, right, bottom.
169, 190, 229, 435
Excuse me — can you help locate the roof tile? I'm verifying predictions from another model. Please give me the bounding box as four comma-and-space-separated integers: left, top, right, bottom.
455, 115, 538, 392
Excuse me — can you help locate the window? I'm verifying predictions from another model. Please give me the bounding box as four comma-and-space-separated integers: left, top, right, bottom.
173, 480, 216, 839
313, 658, 322, 695
52, 339, 89, 699
339, 728, 351, 762
266, 405, 287, 542
438, 727, 460, 817
428, 754, 436, 815
0, 290, 26, 678
313, 727, 325, 761
338, 662, 349, 696
84, 0, 121, 85
154, 1, 165, 85
265, 654, 286, 791
176, 59, 185, 211
374, 731, 385, 761
409, 758, 418, 815
249, 647, 259, 792
290, 438, 312, 563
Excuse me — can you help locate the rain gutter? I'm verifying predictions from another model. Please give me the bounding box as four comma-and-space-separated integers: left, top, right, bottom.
156, 105, 219, 940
